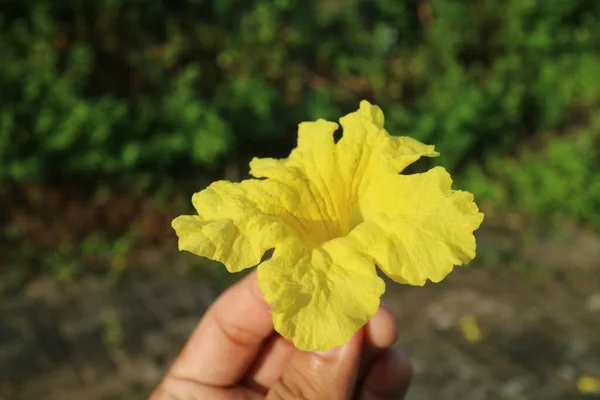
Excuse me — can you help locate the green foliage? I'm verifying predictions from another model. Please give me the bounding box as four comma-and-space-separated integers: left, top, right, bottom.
38, 234, 137, 283
472, 120, 600, 230
0, 0, 599, 228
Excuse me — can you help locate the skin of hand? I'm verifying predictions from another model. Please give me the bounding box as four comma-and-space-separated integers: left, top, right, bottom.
150, 270, 412, 400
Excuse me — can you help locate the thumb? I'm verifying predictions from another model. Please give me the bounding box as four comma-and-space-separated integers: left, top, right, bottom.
267, 329, 364, 400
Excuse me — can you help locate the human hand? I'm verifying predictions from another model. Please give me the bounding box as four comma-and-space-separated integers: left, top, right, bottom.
150, 270, 412, 399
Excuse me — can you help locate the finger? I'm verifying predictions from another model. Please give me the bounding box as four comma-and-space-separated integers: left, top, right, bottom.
250, 307, 398, 396
244, 334, 296, 393
357, 305, 399, 382
152, 376, 263, 400
360, 348, 413, 400
267, 328, 365, 400
165, 270, 274, 387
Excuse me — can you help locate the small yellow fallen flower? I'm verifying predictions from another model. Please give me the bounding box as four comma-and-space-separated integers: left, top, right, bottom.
173, 101, 484, 351
577, 375, 600, 394
458, 315, 483, 343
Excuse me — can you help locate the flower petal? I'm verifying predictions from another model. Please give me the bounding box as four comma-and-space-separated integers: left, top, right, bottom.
249, 101, 439, 240
257, 237, 385, 351
250, 119, 350, 241
350, 166, 484, 285
173, 116, 367, 269
172, 177, 334, 272
337, 101, 438, 177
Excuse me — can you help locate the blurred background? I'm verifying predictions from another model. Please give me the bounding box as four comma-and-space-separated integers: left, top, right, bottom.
1, 0, 599, 399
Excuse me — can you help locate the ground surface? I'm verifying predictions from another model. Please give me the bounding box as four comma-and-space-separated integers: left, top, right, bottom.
1, 227, 600, 400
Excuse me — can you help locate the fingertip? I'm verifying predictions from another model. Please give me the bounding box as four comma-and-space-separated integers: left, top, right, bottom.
243, 269, 268, 304
366, 305, 398, 349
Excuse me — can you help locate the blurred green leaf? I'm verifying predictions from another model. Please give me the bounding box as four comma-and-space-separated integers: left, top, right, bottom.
0, 0, 598, 230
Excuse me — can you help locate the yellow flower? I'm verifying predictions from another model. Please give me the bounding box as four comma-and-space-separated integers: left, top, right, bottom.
173, 101, 484, 351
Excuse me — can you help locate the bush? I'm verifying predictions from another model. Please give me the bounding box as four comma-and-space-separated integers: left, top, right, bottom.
467, 117, 600, 230
0, 0, 599, 228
